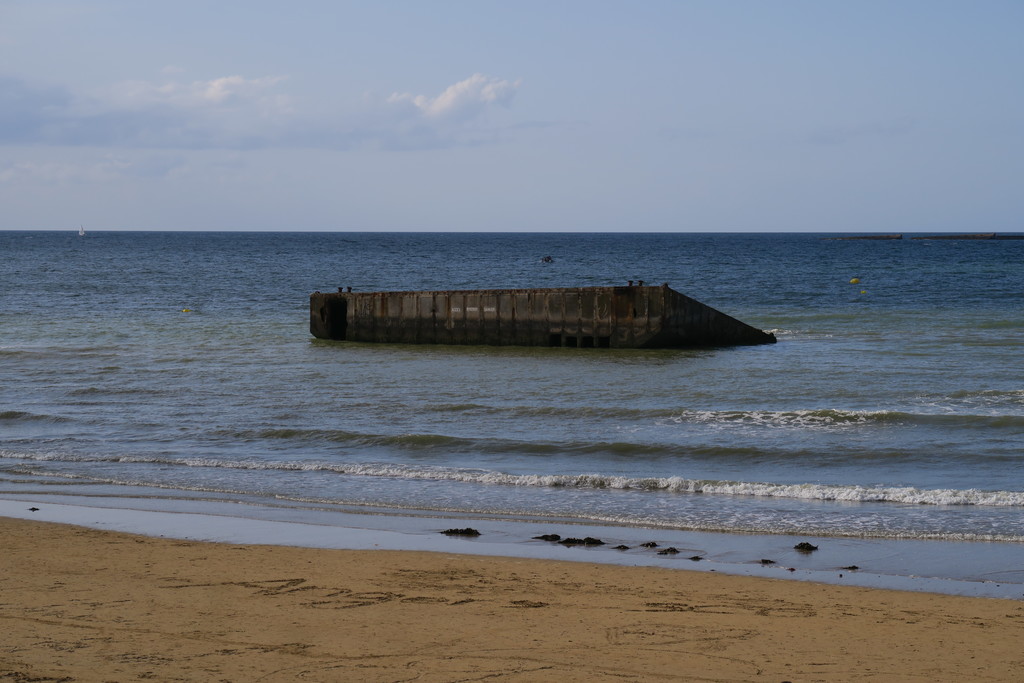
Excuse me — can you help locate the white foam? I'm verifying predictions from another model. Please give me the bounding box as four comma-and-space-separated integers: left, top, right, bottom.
6, 451, 1023, 508
666, 408, 878, 429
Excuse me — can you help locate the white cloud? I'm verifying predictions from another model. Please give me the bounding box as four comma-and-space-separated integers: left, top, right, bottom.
388, 74, 521, 120
105, 74, 289, 111
1, 72, 523, 151
0, 73, 295, 149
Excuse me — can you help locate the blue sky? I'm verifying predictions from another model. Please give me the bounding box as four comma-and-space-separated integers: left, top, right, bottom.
2, 1, 1022, 232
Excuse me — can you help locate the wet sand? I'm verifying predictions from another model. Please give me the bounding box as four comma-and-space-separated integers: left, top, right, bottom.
2, 516, 1023, 682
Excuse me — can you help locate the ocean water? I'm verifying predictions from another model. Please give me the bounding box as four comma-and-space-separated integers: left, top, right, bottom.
2, 231, 1023, 570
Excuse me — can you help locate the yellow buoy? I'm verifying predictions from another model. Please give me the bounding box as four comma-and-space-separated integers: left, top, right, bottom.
860, 290, 867, 294
181, 308, 192, 313
849, 278, 860, 284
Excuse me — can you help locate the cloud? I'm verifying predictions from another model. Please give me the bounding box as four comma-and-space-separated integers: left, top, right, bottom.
0, 73, 292, 149
366, 74, 523, 150
105, 74, 289, 110
387, 73, 520, 121
0, 72, 522, 152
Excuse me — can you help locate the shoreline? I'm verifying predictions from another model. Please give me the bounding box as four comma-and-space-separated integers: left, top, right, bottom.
1, 496, 1022, 600
3, 514, 1024, 682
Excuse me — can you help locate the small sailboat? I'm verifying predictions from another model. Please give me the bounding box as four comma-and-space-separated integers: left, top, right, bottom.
78, 225, 86, 237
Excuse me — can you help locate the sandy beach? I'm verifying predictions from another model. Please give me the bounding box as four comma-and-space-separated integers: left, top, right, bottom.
1, 516, 1022, 682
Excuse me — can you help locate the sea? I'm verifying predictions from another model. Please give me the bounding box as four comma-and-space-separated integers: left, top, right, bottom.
2, 231, 1022, 596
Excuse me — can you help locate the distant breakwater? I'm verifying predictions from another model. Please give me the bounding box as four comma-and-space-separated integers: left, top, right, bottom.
825, 233, 1024, 241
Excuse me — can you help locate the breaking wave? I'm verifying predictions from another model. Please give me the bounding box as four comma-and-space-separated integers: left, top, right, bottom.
5, 451, 1023, 507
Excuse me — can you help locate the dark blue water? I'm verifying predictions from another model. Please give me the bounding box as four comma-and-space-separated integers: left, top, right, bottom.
2, 231, 1023, 541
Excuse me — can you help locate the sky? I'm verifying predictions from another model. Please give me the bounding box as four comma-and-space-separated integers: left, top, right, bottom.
1, 1, 1022, 232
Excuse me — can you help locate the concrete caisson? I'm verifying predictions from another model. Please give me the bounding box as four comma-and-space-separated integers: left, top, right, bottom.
310, 285, 776, 348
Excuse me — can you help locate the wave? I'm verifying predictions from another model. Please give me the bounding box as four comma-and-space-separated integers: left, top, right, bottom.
970, 319, 1024, 330
423, 403, 665, 419
941, 389, 1024, 406
0, 410, 69, 423
913, 390, 1024, 418
0, 346, 120, 359
220, 427, 777, 458
664, 408, 1024, 430
763, 328, 835, 340
669, 408, 876, 428
357, 405, 1024, 432
67, 386, 165, 397
947, 388, 1024, 398
6, 451, 1023, 507
248, 408, 1024, 443
247, 428, 494, 451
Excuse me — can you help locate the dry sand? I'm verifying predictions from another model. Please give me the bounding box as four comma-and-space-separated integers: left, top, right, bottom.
2, 516, 1023, 682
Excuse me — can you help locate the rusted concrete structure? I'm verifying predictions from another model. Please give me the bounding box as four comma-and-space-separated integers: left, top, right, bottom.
310, 284, 775, 348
